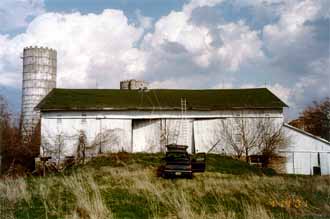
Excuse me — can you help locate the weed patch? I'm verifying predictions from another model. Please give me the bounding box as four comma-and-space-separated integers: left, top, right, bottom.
0, 153, 329, 218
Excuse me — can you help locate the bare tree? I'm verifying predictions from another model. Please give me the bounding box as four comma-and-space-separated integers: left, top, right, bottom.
0, 95, 40, 174
0, 96, 10, 153
258, 119, 290, 167
54, 133, 65, 169
219, 118, 264, 162
40, 130, 73, 172
218, 117, 290, 166
41, 127, 123, 166
0, 97, 4, 172
90, 128, 123, 153
76, 130, 87, 164
217, 119, 244, 158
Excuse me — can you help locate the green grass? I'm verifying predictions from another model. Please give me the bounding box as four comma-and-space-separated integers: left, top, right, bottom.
0, 153, 330, 219
206, 154, 276, 175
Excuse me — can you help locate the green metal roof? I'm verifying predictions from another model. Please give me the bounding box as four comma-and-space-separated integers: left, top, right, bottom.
36, 88, 288, 111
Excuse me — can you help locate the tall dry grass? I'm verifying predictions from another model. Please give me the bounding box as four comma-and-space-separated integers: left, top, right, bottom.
62, 173, 112, 219
0, 177, 31, 204
0, 177, 31, 219
100, 165, 278, 219
0, 157, 330, 218
0, 172, 113, 219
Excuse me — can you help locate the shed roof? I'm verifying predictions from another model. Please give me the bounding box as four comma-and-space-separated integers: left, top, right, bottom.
283, 123, 330, 146
36, 88, 287, 111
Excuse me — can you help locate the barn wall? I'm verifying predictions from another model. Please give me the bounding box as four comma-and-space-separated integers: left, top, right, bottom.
280, 125, 330, 175
41, 110, 283, 157
41, 109, 283, 119
41, 116, 132, 158
193, 117, 284, 154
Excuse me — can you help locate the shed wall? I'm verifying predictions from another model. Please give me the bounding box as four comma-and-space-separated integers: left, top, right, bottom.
279, 126, 330, 175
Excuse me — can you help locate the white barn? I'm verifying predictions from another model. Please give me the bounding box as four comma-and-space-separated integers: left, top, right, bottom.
36, 84, 330, 175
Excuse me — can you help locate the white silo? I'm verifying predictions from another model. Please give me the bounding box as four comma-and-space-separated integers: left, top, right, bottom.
21, 46, 57, 137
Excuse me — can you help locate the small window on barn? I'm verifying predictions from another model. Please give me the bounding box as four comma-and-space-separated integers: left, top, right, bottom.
81, 113, 87, 124
234, 133, 241, 144
57, 114, 62, 124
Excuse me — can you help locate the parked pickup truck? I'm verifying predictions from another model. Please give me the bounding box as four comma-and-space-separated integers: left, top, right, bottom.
160, 144, 206, 178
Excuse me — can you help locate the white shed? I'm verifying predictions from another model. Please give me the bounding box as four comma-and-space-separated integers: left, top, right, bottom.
280, 124, 330, 175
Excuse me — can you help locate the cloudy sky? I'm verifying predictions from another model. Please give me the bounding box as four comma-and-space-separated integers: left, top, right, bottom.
0, 0, 329, 120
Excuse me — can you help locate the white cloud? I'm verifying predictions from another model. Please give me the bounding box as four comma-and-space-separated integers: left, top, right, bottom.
257, 0, 329, 116
149, 76, 213, 89
183, 0, 224, 16
143, 11, 213, 67
0, 0, 265, 90
215, 21, 264, 71
308, 57, 330, 76
0, 72, 19, 87
0, 0, 45, 32
263, 1, 319, 45
212, 81, 234, 89
262, 0, 329, 62
0, 10, 147, 88
149, 80, 181, 89
135, 9, 152, 29
293, 58, 330, 103
144, 7, 263, 70
234, 0, 329, 22
266, 83, 292, 105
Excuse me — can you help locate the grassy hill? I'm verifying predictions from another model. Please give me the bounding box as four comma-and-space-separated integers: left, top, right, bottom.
0, 153, 329, 219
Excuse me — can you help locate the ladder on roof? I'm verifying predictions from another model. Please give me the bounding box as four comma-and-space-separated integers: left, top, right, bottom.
175, 98, 188, 145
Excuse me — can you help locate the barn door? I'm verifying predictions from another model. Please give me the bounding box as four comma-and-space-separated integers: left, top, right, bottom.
133, 119, 161, 152
320, 153, 330, 175
98, 119, 132, 153
193, 119, 223, 153
293, 152, 310, 174
162, 119, 193, 153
